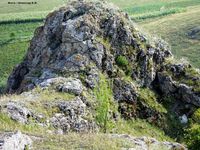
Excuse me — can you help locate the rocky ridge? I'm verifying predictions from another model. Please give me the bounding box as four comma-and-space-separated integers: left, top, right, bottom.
0, 0, 200, 149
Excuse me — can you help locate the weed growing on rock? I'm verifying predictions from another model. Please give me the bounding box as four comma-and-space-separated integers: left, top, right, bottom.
94, 74, 117, 133
116, 55, 129, 67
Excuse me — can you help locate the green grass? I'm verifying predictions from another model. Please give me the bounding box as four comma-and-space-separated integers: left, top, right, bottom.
185, 123, 200, 150
138, 88, 167, 113
0, 113, 49, 136
33, 133, 135, 150
0, 11, 48, 23
0, 22, 41, 92
140, 6, 200, 68
124, 0, 200, 20
131, 8, 186, 20
111, 119, 172, 142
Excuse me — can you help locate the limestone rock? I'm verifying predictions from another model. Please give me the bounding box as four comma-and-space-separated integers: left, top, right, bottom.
113, 78, 137, 103
156, 72, 177, 95
6, 0, 171, 94
50, 97, 96, 133
2, 1, 199, 148
0, 131, 32, 150
58, 78, 83, 95
178, 84, 200, 106
40, 77, 83, 95
1, 102, 32, 124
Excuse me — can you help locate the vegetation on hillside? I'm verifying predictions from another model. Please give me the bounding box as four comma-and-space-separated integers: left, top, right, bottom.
0, 0, 199, 149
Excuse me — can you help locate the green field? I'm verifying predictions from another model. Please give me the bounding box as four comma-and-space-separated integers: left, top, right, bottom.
0, 0, 200, 91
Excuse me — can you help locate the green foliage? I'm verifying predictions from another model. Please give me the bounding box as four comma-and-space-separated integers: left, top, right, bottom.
116, 55, 128, 67
94, 74, 116, 133
193, 108, 200, 123
163, 112, 185, 141
138, 88, 167, 113
24, 145, 29, 150
185, 124, 200, 150
116, 55, 132, 76
9, 32, 15, 38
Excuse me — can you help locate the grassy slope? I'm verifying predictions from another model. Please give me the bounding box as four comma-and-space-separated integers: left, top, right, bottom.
0, 22, 42, 90
140, 6, 200, 68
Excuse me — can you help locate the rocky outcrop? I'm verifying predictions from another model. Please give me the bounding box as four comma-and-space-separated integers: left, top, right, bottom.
113, 78, 137, 103
0, 131, 32, 150
0, 102, 32, 124
178, 84, 200, 106
39, 77, 83, 95
6, 0, 172, 94
50, 97, 97, 133
110, 134, 187, 150
2, 0, 200, 149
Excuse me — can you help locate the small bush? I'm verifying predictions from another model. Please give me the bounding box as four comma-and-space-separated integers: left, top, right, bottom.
94, 74, 116, 133
193, 108, 200, 123
9, 32, 15, 38
185, 124, 200, 150
116, 55, 129, 67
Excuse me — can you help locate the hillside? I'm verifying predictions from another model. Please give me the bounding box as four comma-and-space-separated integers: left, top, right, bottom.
0, 1, 200, 149
140, 5, 200, 68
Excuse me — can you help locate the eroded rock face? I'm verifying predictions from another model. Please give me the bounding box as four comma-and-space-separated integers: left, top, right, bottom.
6, 0, 171, 94
178, 84, 200, 106
113, 78, 137, 103
156, 72, 177, 95
58, 78, 83, 95
0, 131, 32, 150
50, 97, 97, 133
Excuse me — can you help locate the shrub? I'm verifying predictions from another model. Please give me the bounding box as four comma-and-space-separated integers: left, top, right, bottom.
9, 32, 15, 38
185, 124, 200, 150
193, 108, 200, 123
116, 55, 129, 67
94, 74, 116, 133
